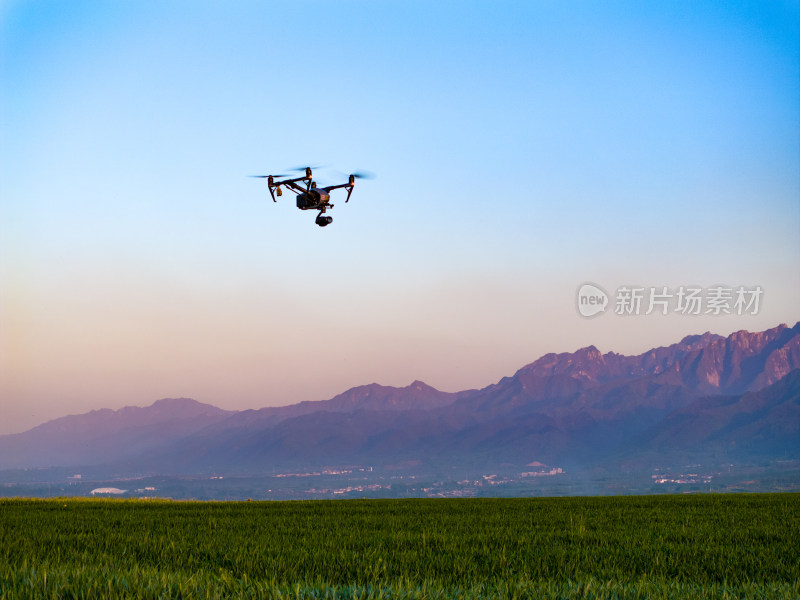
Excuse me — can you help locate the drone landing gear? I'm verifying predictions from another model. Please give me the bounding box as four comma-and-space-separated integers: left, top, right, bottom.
315, 214, 333, 227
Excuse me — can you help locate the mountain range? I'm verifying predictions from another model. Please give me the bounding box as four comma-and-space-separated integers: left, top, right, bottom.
1, 322, 798, 476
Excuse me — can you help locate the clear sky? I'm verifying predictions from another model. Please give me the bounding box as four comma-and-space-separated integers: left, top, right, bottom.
2, 1, 798, 434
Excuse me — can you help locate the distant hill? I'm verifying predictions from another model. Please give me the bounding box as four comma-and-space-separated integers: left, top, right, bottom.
0, 398, 234, 469
633, 368, 800, 461
1, 322, 798, 475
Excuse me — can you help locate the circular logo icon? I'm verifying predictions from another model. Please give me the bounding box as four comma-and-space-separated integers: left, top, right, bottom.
577, 283, 609, 318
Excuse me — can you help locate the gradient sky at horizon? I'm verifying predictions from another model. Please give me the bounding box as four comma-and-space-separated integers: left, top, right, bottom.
2, 1, 799, 434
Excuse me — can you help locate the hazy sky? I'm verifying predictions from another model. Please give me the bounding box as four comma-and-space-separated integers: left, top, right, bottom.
2, 1, 798, 434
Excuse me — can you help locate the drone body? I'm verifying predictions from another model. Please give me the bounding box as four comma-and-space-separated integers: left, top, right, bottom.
252, 167, 369, 227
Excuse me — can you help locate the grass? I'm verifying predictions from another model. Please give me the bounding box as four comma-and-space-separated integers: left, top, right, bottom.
1, 494, 798, 598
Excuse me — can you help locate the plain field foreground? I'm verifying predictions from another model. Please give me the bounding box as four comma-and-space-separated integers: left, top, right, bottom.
1, 494, 799, 599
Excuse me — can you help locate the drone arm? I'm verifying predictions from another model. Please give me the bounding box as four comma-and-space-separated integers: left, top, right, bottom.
320, 181, 356, 202
282, 181, 309, 195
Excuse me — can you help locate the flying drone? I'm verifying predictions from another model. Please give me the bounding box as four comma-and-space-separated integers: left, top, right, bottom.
251, 167, 372, 227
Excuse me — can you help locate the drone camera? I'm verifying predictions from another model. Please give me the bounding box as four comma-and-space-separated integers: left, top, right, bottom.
315, 215, 333, 227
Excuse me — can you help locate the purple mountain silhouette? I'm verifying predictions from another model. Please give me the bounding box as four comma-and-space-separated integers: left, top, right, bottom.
1, 323, 797, 473
0, 398, 234, 469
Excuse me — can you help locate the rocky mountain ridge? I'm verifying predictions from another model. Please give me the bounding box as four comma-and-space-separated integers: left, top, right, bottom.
1, 322, 797, 473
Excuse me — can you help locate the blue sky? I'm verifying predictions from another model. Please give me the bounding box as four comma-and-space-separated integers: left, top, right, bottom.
2, 1, 798, 434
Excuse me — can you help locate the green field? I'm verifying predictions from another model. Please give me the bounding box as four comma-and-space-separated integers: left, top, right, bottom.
1, 494, 798, 599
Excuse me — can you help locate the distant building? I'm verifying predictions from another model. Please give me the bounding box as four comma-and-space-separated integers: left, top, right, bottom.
90, 487, 126, 495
